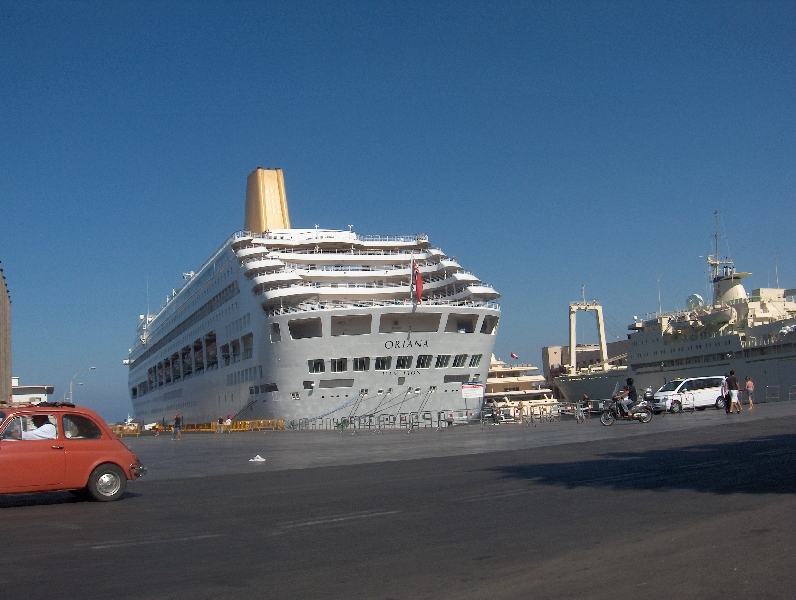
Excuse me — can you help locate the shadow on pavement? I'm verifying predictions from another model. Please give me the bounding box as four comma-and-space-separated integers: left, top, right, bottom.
489, 433, 796, 495
0, 490, 144, 508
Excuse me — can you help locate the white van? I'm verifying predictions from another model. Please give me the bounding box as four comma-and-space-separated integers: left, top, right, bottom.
652, 376, 726, 413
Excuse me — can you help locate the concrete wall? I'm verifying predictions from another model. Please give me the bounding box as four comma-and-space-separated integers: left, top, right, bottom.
0, 267, 10, 403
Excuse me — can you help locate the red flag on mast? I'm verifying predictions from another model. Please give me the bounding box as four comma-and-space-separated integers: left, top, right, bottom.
510, 352, 519, 359
413, 260, 423, 304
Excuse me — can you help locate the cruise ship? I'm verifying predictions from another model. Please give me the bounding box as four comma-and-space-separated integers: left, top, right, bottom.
127, 168, 500, 425
555, 218, 796, 401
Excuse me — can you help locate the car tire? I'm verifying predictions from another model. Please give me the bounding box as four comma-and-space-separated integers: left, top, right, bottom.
670, 400, 682, 414
86, 463, 127, 502
715, 397, 726, 410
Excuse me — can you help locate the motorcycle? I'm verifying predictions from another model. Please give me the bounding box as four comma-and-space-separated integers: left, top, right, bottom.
600, 395, 653, 426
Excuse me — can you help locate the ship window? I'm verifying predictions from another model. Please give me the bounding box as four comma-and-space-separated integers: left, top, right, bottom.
270, 323, 282, 343
319, 379, 355, 388
308, 359, 325, 373
396, 356, 413, 369
444, 374, 470, 383
231, 339, 241, 363
480, 315, 499, 334
416, 355, 432, 369
242, 333, 253, 360
288, 317, 322, 339
303, 381, 314, 389
375, 356, 392, 371
353, 357, 370, 371
220, 344, 230, 366
378, 312, 441, 333
131, 387, 137, 399
330, 358, 347, 373
205, 332, 218, 369
331, 314, 372, 336
434, 355, 451, 368
469, 354, 482, 368
193, 339, 204, 373
171, 352, 180, 381
261, 383, 278, 393
181, 346, 192, 377
452, 354, 468, 367
445, 314, 477, 333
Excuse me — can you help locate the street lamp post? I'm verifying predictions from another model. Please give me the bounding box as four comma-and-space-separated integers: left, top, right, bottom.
69, 366, 96, 403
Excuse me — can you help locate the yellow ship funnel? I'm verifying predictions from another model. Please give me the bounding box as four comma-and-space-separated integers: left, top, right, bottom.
245, 167, 291, 233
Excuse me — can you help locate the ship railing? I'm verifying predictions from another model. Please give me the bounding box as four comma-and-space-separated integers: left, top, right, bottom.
264, 298, 499, 317
764, 386, 780, 403
356, 233, 429, 243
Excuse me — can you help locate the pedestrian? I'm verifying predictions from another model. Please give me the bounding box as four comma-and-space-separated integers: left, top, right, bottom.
172, 413, 182, 440
745, 376, 755, 410
721, 373, 730, 414
582, 394, 591, 419
727, 370, 741, 414
516, 400, 524, 423
225, 416, 232, 433
217, 416, 224, 433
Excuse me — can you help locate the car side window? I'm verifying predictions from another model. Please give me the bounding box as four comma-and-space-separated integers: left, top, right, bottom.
63, 415, 103, 440
0, 415, 58, 440
0, 417, 23, 440
681, 381, 695, 392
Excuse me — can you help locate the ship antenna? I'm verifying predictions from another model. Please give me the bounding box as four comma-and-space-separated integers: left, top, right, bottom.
146, 277, 150, 324
581, 284, 585, 304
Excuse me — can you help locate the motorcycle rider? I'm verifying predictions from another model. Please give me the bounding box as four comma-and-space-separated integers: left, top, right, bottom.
614, 378, 638, 417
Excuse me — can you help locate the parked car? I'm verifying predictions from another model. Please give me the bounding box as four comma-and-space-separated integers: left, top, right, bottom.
652, 376, 726, 413
0, 402, 146, 501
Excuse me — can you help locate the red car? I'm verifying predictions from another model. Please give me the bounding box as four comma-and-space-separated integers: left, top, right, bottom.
0, 402, 146, 501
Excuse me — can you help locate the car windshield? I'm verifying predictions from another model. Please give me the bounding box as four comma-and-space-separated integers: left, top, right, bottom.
658, 380, 684, 392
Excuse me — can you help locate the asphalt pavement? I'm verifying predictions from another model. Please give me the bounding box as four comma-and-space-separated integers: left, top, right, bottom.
3, 402, 796, 599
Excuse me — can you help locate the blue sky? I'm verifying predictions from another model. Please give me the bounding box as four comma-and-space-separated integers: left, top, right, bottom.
2, 1, 794, 421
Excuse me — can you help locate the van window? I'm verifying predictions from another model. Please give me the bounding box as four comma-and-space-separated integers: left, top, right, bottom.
658, 380, 683, 392
681, 381, 695, 392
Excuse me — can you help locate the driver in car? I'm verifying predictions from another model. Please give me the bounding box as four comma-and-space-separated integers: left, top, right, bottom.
21, 415, 57, 440
614, 378, 637, 417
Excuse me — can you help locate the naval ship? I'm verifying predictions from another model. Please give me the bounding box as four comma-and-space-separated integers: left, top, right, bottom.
555, 218, 796, 401
127, 168, 500, 425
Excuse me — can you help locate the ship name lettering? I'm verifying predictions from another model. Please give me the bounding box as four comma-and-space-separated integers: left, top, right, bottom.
384, 339, 429, 349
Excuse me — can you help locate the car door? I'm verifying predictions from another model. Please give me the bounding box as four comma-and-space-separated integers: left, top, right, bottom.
0, 414, 66, 492
62, 413, 108, 488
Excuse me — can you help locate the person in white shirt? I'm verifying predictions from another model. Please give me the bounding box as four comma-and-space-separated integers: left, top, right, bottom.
21, 415, 57, 440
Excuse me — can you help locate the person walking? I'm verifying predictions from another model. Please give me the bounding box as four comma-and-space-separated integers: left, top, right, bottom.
727, 370, 741, 414
172, 413, 182, 440
721, 373, 730, 414
745, 376, 755, 410
217, 416, 224, 433
225, 416, 232, 433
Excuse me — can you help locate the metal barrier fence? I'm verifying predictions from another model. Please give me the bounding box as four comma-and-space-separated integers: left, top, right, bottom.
284, 411, 475, 431
765, 386, 780, 403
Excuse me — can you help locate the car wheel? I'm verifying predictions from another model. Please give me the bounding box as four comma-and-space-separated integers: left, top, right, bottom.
670, 400, 682, 414
715, 397, 726, 410
86, 463, 127, 502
